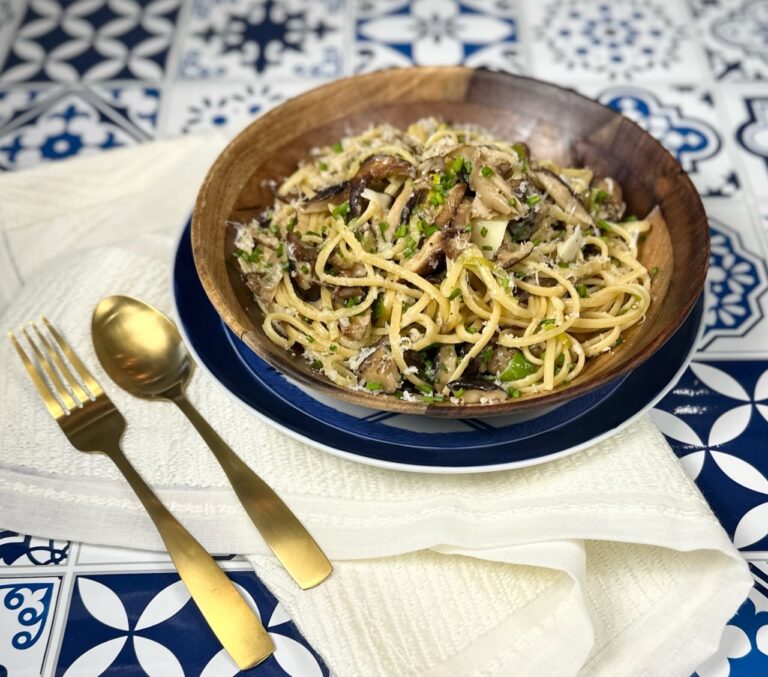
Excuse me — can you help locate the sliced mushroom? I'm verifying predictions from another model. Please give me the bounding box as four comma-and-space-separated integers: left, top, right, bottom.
434, 183, 467, 227
444, 227, 471, 260
301, 182, 350, 213
333, 286, 365, 304
485, 346, 517, 377
359, 345, 400, 394
329, 253, 366, 278
435, 345, 458, 391
447, 377, 501, 392
593, 176, 625, 221
252, 230, 280, 250
532, 169, 593, 226
341, 312, 371, 342
496, 242, 534, 269
402, 230, 446, 274
459, 389, 508, 404
286, 232, 318, 291
451, 197, 472, 230
470, 159, 514, 216
349, 155, 415, 217
244, 263, 282, 303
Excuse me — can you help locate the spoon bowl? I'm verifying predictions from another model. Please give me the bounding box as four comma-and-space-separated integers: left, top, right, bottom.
92, 295, 192, 399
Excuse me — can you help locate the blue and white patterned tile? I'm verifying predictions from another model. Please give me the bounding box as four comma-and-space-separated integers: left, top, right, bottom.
698, 200, 768, 355
579, 83, 741, 198
0, 531, 69, 567
694, 565, 768, 676
0, 85, 160, 170
0, 577, 61, 676
719, 84, 768, 209
689, 0, 768, 81
161, 80, 315, 137
0, 0, 181, 83
56, 571, 326, 676
177, 0, 345, 81
528, 0, 707, 84
354, 0, 526, 74
652, 359, 768, 551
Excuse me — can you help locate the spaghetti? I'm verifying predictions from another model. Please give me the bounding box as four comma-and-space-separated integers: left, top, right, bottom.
233, 118, 653, 404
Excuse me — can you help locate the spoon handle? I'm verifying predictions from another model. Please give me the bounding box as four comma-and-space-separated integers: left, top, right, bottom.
173, 395, 333, 590
107, 447, 274, 669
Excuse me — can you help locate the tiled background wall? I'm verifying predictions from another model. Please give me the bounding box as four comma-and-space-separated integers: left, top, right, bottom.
1, 1, 767, 675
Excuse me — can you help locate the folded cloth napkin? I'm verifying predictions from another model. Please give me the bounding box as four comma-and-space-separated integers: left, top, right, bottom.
0, 138, 752, 677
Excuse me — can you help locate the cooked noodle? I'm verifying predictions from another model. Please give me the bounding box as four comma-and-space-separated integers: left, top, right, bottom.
233, 118, 653, 404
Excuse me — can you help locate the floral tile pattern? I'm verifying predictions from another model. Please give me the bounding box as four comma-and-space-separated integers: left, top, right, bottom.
0, 577, 61, 676
689, 0, 768, 81
56, 572, 326, 676
529, 0, 706, 82
0, 0, 181, 82
0, 85, 159, 169
354, 0, 526, 74
0, 1, 768, 675
177, 0, 345, 80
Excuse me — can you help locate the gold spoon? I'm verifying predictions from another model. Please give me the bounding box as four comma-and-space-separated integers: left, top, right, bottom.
91, 295, 332, 590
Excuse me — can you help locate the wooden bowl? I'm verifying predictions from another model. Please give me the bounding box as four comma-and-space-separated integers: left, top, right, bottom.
192, 67, 708, 417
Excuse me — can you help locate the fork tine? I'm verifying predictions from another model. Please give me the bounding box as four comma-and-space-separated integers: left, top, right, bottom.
32, 322, 90, 405
22, 327, 78, 412
9, 331, 67, 419
42, 317, 104, 398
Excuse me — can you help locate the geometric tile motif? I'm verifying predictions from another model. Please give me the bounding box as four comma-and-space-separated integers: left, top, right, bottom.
0, 85, 159, 169
702, 219, 768, 348
651, 360, 768, 551
0, 577, 60, 677
0, 531, 69, 567
0, 0, 181, 82
597, 85, 739, 197
354, 0, 525, 74
737, 97, 768, 170
694, 575, 768, 677
178, 0, 344, 80
531, 0, 702, 81
690, 0, 768, 81
56, 571, 327, 676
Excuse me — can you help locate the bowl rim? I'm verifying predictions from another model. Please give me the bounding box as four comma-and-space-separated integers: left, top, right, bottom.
191, 65, 709, 417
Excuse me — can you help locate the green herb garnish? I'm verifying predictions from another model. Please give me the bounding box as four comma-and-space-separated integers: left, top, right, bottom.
366, 381, 383, 391
526, 194, 541, 206
332, 201, 350, 219
576, 284, 589, 298
332, 141, 343, 153
481, 165, 493, 178
448, 288, 462, 301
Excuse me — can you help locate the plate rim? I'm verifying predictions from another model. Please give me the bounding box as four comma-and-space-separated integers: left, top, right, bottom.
170, 219, 704, 474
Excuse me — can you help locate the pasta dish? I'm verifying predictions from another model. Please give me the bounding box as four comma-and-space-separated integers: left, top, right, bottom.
232, 118, 654, 405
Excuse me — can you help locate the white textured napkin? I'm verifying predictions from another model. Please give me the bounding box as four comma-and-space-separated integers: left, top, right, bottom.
0, 138, 752, 677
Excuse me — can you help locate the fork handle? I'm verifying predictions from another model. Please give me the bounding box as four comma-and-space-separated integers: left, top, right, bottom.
107, 447, 273, 669
172, 394, 332, 590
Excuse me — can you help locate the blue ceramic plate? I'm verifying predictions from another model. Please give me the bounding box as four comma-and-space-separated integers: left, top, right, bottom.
172, 222, 703, 473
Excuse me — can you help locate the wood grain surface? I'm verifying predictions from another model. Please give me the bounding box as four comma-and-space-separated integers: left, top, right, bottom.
191, 66, 708, 417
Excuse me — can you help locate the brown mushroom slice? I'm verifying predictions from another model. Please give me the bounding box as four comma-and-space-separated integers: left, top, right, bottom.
349, 155, 416, 217
594, 177, 626, 221
329, 253, 366, 278
300, 182, 350, 213
402, 230, 446, 274
444, 228, 471, 260
460, 389, 508, 404
333, 286, 365, 304
341, 312, 371, 342
359, 345, 400, 394
286, 232, 318, 290
451, 197, 472, 230
532, 169, 593, 226
434, 183, 467, 228
496, 242, 534, 269
435, 345, 458, 391
244, 263, 282, 303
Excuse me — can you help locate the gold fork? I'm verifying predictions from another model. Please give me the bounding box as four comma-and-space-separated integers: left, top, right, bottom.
9, 318, 274, 670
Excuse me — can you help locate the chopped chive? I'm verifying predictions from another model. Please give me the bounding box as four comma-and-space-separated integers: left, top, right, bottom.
417, 384, 433, 395
576, 284, 589, 298
594, 189, 609, 205
481, 346, 493, 362
480, 226, 488, 237
306, 335, 315, 343
466, 326, 478, 334
366, 381, 383, 391
508, 196, 518, 207
332, 201, 350, 218
509, 388, 521, 398
482, 245, 493, 251
538, 318, 556, 329
623, 214, 638, 223
305, 230, 321, 238
379, 221, 388, 235
286, 217, 297, 232
332, 141, 343, 153
394, 223, 407, 238
311, 359, 322, 370
526, 194, 541, 206
345, 296, 361, 307
318, 161, 328, 171
269, 223, 279, 234
329, 344, 337, 352
277, 243, 284, 257
448, 288, 462, 300
451, 156, 464, 173
481, 165, 493, 178
452, 387, 465, 397
651, 266, 660, 277
423, 223, 438, 237
615, 337, 624, 346
557, 261, 569, 268
597, 219, 612, 232
300, 264, 309, 274
532, 238, 541, 246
